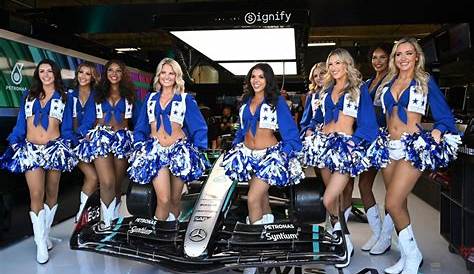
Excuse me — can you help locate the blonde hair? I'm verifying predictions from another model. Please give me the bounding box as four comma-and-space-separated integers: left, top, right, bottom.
75, 62, 100, 89
321, 48, 362, 102
308, 62, 327, 94
376, 37, 430, 100
153, 58, 185, 93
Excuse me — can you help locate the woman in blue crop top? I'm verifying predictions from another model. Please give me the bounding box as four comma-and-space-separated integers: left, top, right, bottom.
69, 62, 100, 223
375, 37, 461, 274
76, 59, 137, 228
0, 59, 77, 264
300, 62, 326, 133
304, 48, 385, 268
359, 44, 395, 255
128, 58, 208, 222
222, 63, 303, 230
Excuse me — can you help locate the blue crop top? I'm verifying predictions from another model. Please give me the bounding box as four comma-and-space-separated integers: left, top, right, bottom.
133, 91, 208, 149
68, 89, 96, 138
233, 96, 302, 155
364, 78, 386, 127
309, 84, 378, 144
7, 90, 74, 145
380, 76, 457, 134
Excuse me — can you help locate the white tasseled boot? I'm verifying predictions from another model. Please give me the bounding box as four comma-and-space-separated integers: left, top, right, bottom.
263, 213, 274, 224
361, 204, 382, 251
243, 217, 263, 274
166, 213, 176, 221
100, 199, 116, 229
384, 237, 405, 274
334, 222, 354, 268
43, 204, 57, 250
29, 210, 49, 264
370, 213, 393, 255
75, 192, 89, 223
400, 225, 423, 274
114, 197, 121, 219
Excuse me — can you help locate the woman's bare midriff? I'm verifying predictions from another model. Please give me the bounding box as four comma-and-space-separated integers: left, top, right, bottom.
244, 123, 278, 150
26, 117, 61, 145
149, 120, 186, 147
387, 106, 422, 140
96, 115, 129, 132
322, 111, 355, 136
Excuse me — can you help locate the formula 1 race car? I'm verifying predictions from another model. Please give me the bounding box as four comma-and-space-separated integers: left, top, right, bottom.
70, 152, 351, 273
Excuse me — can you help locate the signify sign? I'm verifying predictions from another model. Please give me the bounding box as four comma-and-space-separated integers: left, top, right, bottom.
244, 11, 292, 25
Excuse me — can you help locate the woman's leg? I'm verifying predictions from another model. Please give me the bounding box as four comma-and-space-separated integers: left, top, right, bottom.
25, 168, 46, 213
322, 172, 350, 217
247, 177, 270, 224
358, 169, 378, 210
44, 170, 61, 208
113, 157, 128, 202
78, 162, 98, 196
170, 175, 185, 218
152, 168, 171, 220
94, 156, 116, 205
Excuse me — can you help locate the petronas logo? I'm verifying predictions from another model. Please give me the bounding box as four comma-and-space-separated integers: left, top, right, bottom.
11, 63, 24, 85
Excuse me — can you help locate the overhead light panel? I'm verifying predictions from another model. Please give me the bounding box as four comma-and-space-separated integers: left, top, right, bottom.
308, 42, 336, 47
218, 61, 297, 76
115, 47, 141, 53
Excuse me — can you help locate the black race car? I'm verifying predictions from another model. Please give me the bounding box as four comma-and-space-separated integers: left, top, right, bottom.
70, 153, 351, 273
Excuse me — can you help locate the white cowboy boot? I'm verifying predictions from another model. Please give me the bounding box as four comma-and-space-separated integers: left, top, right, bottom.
333, 221, 354, 268
400, 225, 423, 274
114, 197, 121, 219
43, 204, 57, 250
370, 213, 393, 255
100, 199, 116, 229
361, 204, 382, 251
75, 192, 88, 223
29, 210, 48, 264
384, 237, 405, 274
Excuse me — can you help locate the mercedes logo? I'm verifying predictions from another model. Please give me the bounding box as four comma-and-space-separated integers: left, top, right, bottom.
189, 228, 207, 242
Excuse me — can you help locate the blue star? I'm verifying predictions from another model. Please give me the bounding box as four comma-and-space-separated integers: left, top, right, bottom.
148, 109, 153, 114
263, 115, 268, 121
174, 102, 179, 106
271, 117, 275, 122
54, 106, 58, 110
346, 102, 352, 109
173, 110, 178, 115
180, 112, 184, 117
421, 100, 425, 106
413, 98, 419, 105
264, 107, 269, 112
354, 105, 358, 110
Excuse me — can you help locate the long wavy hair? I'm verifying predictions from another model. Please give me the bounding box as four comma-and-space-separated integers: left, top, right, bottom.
73, 62, 100, 90
95, 59, 135, 103
321, 48, 362, 102
242, 63, 280, 108
28, 59, 66, 102
308, 62, 327, 94
152, 58, 185, 93
375, 37, 430, 101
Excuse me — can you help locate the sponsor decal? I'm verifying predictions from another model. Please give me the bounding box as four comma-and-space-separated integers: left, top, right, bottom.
264, 232, 298, 241
11, 63, 24, 85
264, 223, 295, 230
87, 206, 100, 222
189, 228, 207, 242
129, 226, 153, 236
193, 216, 211, 222
134, 218, 157, 226
244, 11, 292, 25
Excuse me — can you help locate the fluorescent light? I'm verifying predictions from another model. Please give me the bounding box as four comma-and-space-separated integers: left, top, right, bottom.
218, 61, 297, 76
308, 42, 336, 47
115, 47, 141, 52
171, 28, 296, 61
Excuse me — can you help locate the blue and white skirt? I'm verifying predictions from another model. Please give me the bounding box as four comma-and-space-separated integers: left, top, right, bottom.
221, 142, 304, 187
315, 132, 371, 177
363, 128, 391, 170
127, 138, 207, 184
74, 125, 133, 162
0, 139, 78, 173
399, 131, 461, 171
300, 130, 329, 167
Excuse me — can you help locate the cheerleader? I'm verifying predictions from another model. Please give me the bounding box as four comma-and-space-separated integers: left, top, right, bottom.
359, 44, 395, 254
0, 59, 77, 263
222, 63, 303, 226
376, 37, 461, 274
128, 58, 208, 221
69, 62, 100, 222
75, 60, 136, 228
304, 49, 381, 268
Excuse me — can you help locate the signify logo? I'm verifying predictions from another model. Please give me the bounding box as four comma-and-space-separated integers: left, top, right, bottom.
244, 11, 292, 25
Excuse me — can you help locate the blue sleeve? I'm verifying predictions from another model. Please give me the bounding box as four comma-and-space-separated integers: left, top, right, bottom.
353, 85, 378, 144
427, 77, 458, 134
133, 93, 152, 142
7, 92, 28, 145
60, 96, 76, 144
184, 94, 208, 149
276, 96, 302, 155
76, 96, 96, 138
232, 124, 244, 146
299, 94, 313, 132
